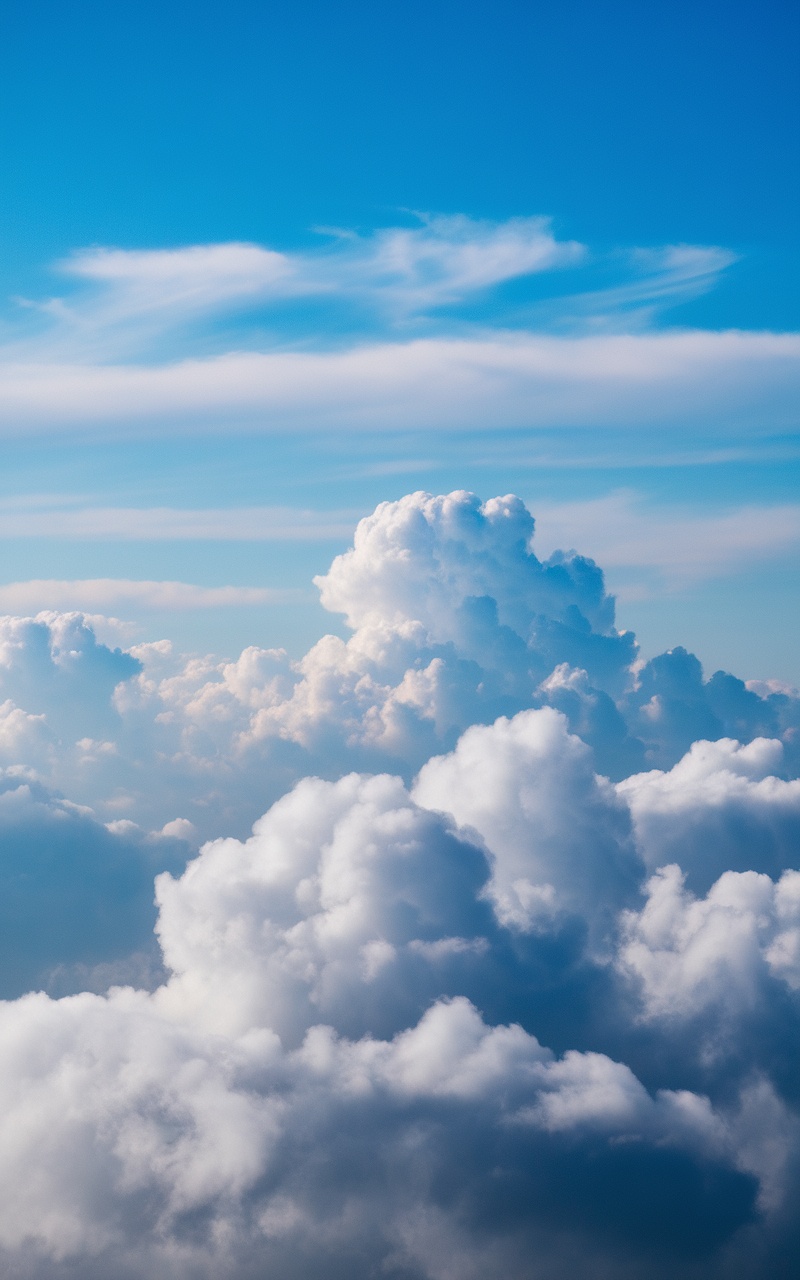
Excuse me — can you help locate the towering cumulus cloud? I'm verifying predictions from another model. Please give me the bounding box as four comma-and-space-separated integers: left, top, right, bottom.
0, 491, 798, 1278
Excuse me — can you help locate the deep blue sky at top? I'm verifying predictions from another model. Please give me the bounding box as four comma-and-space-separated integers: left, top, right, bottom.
0, 0, 798, 680
1, 0, 797, 326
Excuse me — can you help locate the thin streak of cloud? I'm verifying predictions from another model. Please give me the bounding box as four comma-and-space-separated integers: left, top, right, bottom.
48, 221, 728, 336
0, 504, 357, 540
474, 443, 800, 470
0, 330, 797, 438
18, 216, 582, 361
0, 579, 308, 613
58, 242, 300, 321
328, 213, 583, 315
535, 244, 739, 331
6, 216, 739, 358
0, 218, 783, 442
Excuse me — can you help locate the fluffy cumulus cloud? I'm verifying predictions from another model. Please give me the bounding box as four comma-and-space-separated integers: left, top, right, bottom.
413, 707, 640, 937
0, 490, 798, 1277
1, 491, 794, 839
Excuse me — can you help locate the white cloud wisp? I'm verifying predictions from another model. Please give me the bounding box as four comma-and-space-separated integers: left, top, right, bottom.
1, 329, 797, 437
0, 580, 304, 613
3, 214, 795, 441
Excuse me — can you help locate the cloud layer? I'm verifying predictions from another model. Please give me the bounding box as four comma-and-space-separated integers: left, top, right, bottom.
3, 329, 798, 438
3, 215, 797, 440
0, 490, 798, 1277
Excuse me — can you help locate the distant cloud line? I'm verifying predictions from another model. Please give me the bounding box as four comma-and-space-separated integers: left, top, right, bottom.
1, 331, 797, 436
0, 503, 356, 541
0, 579, 308, 612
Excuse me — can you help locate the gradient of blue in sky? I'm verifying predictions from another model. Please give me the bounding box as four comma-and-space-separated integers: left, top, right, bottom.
0, 0, 798, 678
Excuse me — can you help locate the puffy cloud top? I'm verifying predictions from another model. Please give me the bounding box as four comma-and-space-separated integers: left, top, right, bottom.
317, 490, 611, 634
0, 491, 798, 1277
413, 707, 640, 935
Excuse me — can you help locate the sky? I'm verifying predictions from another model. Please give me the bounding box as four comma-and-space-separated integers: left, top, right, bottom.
0, 0, 797, 678
2, 5, 800, 1278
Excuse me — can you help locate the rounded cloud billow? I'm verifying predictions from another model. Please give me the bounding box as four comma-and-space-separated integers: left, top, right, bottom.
0, 490, 798, 1279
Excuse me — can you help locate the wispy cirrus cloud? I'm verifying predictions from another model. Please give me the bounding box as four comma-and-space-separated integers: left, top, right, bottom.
0, 579, 305, 614
43, 217, 734, 345
552, 243, 738, 327
54, 241, 299, 332
0, 330, 797, 437
0, 214, 792, 443
0, 502, 357, 540
319, 213, 584, 316
25, 215, 582, 360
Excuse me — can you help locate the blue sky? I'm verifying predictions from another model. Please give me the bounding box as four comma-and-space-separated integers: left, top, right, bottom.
1, 0, 798, 678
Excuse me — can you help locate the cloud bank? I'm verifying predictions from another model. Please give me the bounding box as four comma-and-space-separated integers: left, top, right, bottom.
0, 490, 798, 1278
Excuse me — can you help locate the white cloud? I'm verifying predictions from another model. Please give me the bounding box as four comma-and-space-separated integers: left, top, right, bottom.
58, 241, 298, 332
0, 489, 796, 1275
618, 736, 800, 889
413, 708, 640, 935
619, 862, 800, 1019
0, 763, 776, 1278
0, 329, 797, 438
26, 218, 737, 354
0, 981, 753, 1278
1, 215, 792, 441
0, 502, 357, 540
0, 490, 795, 843
559, 243, 738, 323
312, 489, 627, 658
23, 216, 582, 362
154, 771, 497, 1041
319, 213, 584, 315
0, 580, 304, 612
